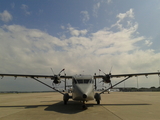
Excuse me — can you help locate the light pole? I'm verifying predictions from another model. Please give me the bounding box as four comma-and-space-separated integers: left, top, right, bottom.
158, 70, 160, 87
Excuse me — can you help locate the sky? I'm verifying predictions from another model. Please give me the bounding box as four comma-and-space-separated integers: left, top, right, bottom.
1, 0, 160, 91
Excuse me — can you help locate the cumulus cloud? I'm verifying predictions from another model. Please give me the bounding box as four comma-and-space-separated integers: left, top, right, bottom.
81, 11, 90, 23
112, 9, 135, 31
0, 10, 12, 22
117, 9, 134, 21
0, 25, 67, 73
67, 25, 88, 36
145, 40, 152, 46
0, 9, 160, 89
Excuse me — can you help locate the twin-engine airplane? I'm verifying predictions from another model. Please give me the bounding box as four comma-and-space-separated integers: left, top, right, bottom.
0, 69, 160, 108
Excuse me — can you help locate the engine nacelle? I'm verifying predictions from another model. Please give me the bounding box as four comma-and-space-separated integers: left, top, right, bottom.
51, 75, 61, 84
102, 75, 111, 83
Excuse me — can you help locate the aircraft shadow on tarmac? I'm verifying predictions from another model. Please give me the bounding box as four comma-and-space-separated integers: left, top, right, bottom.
101, 103, 151, 106
44, 101, 95, 114
0, 101, 151, 114
44, 101, 151, 114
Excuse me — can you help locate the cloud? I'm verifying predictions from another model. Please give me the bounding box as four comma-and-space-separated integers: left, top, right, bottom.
145, 40, 152, 46
21, 4, 31, 15
0, 25, 67, 73
93, 2, 101, 17
0, 10, 12, 22
81, 11, 90, 23
107, 0, 112, 4
61, 25, 65, 30
112, 9, 135, 30
0, 9, 160, 89
67, 25, 88, 36
11, 3, 15, 9
117, 9, 134, 21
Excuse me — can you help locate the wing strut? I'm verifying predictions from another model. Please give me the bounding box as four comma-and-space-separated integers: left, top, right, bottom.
31, 77, 65, 95
99, 76, 131, 94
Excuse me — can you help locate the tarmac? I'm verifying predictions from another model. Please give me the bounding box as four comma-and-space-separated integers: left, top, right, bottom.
0, 92, 160, 120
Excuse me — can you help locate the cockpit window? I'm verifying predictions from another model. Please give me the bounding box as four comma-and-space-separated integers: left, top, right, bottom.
73, 79, 92, 84
84, 79, 90, 83
77, 80, 83, 84
73, 78, 77, 84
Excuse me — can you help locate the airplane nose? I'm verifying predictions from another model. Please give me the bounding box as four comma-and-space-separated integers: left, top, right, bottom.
83, 94, 87, 98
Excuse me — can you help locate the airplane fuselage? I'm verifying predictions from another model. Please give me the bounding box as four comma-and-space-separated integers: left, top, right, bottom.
72, 75, 95, 102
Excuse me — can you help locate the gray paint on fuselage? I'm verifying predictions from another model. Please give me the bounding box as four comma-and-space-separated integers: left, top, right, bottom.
72, 75, 95, 101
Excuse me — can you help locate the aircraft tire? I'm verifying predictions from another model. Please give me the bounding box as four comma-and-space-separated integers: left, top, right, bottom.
96, 100, 100, 104
63, 93, 69, 105
64, 100, 67, 105
94, 93, 101, 105
82, 104, 87, 109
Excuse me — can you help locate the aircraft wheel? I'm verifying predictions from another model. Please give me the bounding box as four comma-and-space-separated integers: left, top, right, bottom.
94, 93, 101, 105
64, 100, 67, 105
82, 104, 87, 109
63, 93, 69, 105
96, 100, 100, 105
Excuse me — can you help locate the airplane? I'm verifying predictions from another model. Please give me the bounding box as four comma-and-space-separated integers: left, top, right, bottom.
0, 69, 160, 109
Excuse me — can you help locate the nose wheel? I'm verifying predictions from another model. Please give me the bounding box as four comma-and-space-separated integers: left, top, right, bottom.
82, 101, 87, 109
64, 100, 68, 105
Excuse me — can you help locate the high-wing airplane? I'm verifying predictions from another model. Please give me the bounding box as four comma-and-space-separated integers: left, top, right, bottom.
0, 69, 160, 109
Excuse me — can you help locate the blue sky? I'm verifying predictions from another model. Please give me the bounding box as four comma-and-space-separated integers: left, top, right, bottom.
1, 0, 160, 91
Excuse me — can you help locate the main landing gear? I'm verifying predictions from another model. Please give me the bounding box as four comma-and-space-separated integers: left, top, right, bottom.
94, 93, 101, 104
63, 93, 70, 105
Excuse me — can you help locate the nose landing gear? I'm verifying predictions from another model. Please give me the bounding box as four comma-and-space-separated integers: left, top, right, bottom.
82, 101, 87, 109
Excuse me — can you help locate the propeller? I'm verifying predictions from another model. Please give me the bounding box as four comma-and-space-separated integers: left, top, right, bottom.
51, 68, 65, 85
99, 67, 113, 88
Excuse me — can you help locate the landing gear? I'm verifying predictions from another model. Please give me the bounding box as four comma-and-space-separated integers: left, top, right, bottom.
82, 101, 87, 109
63, 93, 69, 105
96, 100, 100, 104
64, 100, 67, 105
82, 104, 87, 109
94, 93, 101, 105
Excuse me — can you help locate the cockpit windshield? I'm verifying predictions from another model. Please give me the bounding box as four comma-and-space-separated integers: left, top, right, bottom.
73, 78, 93, 84
84, 79, 90, 83
77, 80, 83, 84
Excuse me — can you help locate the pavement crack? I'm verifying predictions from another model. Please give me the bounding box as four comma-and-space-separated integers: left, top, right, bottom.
101, 105, 124, 120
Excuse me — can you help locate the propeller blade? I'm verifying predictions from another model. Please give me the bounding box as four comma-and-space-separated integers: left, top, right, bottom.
99, 69, 107, 75
109, 66, 113, 75
51, 68, 55, 75
58, 68, 65, 75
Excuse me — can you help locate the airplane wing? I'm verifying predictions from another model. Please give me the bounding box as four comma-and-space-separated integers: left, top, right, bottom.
111, 72, 160, 78
0, 73, 73, 95
94, 72, 160, 78
0, 74, 73, 79
97, 71, 160, 94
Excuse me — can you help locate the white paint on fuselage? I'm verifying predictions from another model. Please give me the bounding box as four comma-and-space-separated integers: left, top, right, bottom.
72, 75, 95, 101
